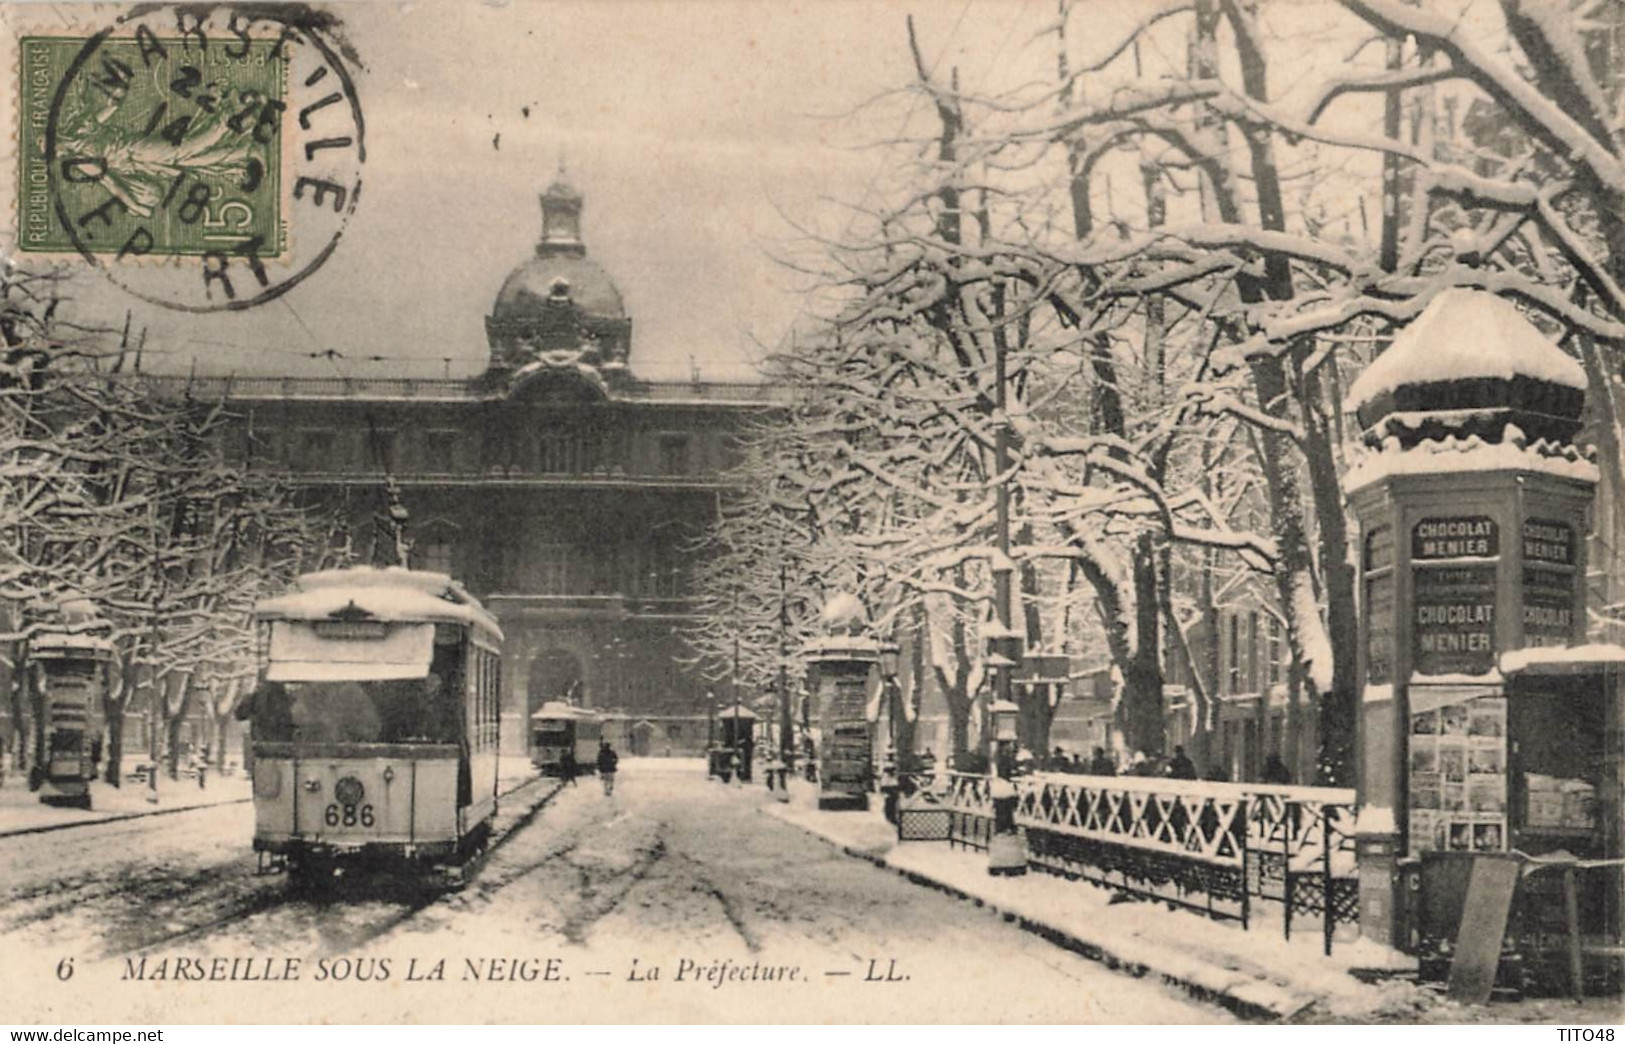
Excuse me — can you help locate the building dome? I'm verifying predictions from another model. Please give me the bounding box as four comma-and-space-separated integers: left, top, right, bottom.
484, 168, 634, 381
492, 254, 625, 321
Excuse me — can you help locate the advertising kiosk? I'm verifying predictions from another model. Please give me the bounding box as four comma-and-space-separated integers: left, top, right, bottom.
1344, 290, 1621, 996
30, 627, 114, 809
803, 634, 892, 811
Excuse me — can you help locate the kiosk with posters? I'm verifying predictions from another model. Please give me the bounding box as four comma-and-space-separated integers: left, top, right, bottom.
1344, 290, 1621, 998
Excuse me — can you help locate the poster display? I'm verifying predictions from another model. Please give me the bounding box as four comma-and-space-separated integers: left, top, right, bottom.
1408, 691, 1507, 855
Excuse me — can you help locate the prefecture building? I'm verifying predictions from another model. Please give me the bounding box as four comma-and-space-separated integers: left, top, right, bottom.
163, 175, 781, 756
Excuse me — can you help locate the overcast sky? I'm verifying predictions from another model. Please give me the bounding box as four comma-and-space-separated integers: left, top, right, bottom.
4, 0, 1507, 382
5, 0, 1057, 382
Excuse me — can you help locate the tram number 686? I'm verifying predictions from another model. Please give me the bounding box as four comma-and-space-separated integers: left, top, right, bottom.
325, 803, 374, 828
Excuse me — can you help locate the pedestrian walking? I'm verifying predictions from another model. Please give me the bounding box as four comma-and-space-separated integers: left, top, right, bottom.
1261, 752, 1292, 785
1088, 746, 1116, 776
1166, 745, 1197, 780
559, 748, 579, 786
596, 740, 618, 796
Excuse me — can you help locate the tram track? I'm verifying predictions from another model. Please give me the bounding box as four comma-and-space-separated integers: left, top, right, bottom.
9, 775, 568, 962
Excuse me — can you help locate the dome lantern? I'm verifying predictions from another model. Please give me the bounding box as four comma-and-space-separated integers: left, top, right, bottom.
538, 165, 585, 258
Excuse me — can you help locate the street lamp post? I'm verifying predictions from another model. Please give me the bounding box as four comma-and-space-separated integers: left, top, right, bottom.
730, 580, 744, 785
879, 643, 901, 824
778, 558, 793, 772
987, 286, 1025, 876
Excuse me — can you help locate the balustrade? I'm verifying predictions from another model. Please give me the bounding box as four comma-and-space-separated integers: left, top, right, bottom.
893, 768, 1360, 951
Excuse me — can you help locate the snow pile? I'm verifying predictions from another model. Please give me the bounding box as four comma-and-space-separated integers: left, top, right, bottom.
255, 567, 501, 635
1345, 288, 1587, 413
819, 591, 866, 628
1500, 643, 1625, 674
1344, 426, 1599, 493
1361, 683, 1394, 705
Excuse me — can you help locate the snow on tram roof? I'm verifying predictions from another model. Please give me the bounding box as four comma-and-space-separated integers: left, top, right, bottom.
255, 567, 502, 638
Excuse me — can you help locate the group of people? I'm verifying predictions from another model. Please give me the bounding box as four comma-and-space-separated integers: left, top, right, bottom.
1031, 743, 1294, 785
556, 740, 620, 795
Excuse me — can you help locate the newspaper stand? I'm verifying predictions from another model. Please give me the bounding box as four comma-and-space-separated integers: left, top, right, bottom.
708, 706, 757, 783
1401, 648, 1623, 999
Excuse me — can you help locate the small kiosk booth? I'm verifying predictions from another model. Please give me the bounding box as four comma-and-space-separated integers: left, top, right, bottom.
29, 612, 114, 810
707, 705, 757, 783
1345, 290, 1622, 997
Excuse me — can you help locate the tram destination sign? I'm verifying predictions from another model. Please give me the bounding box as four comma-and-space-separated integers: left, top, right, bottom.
1413, 564, 1498, 676
314, 620, 390, 641
1412, 517, 1498, 560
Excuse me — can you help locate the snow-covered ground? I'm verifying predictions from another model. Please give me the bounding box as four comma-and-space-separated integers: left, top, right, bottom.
0, 755, 545, 836
2, 759, 1229, 1023
0, 773, 253, 836
766, 782, 1624, 1026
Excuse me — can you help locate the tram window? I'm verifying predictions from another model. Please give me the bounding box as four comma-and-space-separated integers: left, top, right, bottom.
243, 683, 294, 742
278, 678, 461, 745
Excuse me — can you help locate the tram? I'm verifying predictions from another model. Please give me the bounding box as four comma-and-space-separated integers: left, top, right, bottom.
30, 629, 113, 809
529, 701, 602, 775
242, 567, 504, 883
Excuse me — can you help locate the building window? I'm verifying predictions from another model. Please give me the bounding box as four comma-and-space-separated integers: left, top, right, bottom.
299, 430, 336, 470
1266, 616, 1283, 687
417, 534, 454, 576
533, 432, 603, 475
422, 430, 458, 473
719, 433, 746, 471
643, 544, 685, 598
538, 433, 573, 474
1227, 613, 1241, 694
658, 435, 690, 476
537, 544, 569, 594
1247, 611, 1260, 692
367, 429, 398, 472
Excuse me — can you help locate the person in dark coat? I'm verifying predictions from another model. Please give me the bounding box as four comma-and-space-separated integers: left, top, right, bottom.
596, 741, 619, 796
1088, 746, 1116, 776
1260, 752, 1292, 785
1166, 745, 1198, 780
559, 748, 579, 786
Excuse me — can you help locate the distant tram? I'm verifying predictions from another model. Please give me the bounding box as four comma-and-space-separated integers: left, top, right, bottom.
31, 630, 113, 809
529, 701, 602, 775
241, 568, 503, 884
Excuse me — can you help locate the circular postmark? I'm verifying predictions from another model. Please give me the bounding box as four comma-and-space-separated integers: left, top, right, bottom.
36, 4, 364, 312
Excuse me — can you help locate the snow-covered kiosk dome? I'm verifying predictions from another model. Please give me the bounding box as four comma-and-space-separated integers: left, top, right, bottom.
1346, 288, 1587, 449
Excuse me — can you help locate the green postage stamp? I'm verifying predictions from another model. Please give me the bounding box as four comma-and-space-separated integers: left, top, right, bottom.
18, 33, 287, 258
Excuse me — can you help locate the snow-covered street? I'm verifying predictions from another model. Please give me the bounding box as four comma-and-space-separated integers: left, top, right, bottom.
1, 761, 1230, 1023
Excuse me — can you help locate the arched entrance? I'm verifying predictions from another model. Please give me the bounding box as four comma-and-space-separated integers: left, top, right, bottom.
528, 649, 586, 718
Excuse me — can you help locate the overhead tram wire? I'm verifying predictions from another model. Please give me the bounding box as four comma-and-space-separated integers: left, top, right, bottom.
289, 299, 411, 566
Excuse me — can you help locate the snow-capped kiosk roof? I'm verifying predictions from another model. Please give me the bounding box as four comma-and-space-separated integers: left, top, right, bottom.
1346, 289, 1589, 449
1346, 289, 1586, 412
255, 566, 502, 641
